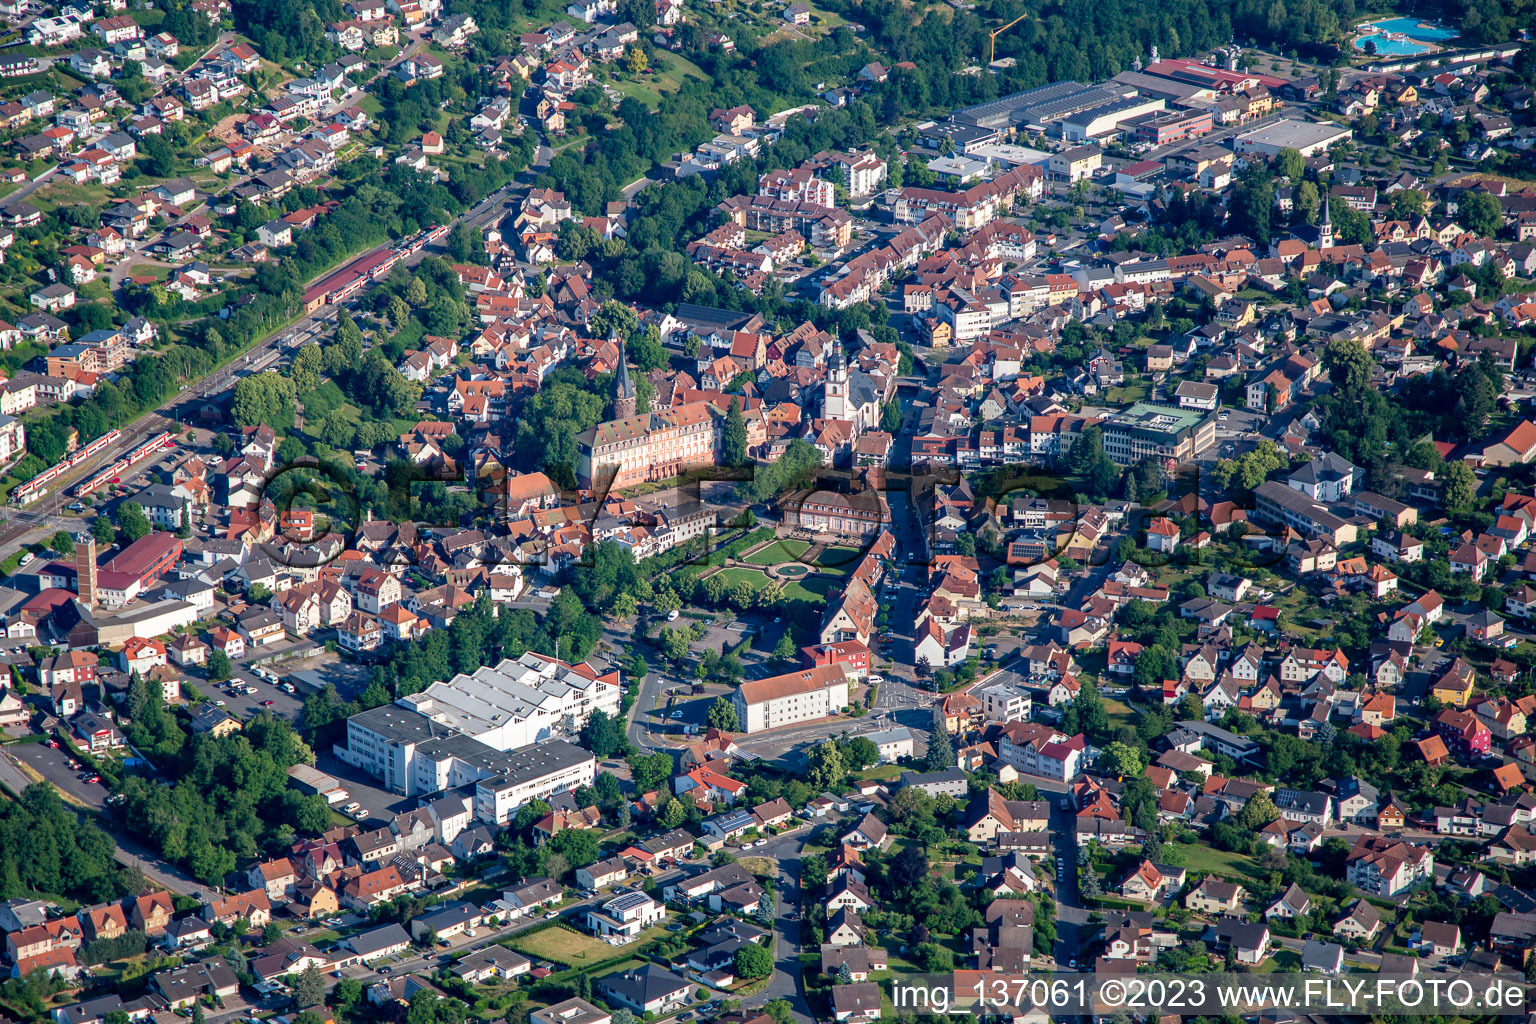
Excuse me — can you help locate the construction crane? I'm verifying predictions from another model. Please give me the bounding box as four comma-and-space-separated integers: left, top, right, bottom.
988, 12, 1028, 65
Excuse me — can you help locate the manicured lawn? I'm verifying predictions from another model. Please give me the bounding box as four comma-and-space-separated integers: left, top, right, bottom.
742, 538, 810, 565
1175, 843, 1264, 881
708, 559, 836, 605
713, 567, 772, 590
813, 545, 860, 573
1254, 949, 1302, 972
784, 575, 836, 603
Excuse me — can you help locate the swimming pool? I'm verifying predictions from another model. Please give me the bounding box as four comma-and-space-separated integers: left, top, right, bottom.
1353, 17, 1458, 55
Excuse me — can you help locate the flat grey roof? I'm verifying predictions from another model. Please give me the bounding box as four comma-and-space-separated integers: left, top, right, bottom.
477, 739, 594, 789
952, 80, 1090, 128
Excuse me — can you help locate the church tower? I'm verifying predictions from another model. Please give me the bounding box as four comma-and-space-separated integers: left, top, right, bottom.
824, 342, 849, 421
613, 330, 637, 420
1318, 194, 1334, 251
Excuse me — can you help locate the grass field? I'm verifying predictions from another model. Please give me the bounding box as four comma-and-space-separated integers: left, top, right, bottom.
658, 51, 709, 89
508, 926, 618, 966
509, 925, 669, 966
1104, 382, 1151, 404
742, 539, 811, 565
713, 566, 772, 589
1175, 842, 1264, 881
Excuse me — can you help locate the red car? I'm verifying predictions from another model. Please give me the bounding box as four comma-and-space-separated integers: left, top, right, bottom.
260, 699, 275, 707
46, 741, 59, 749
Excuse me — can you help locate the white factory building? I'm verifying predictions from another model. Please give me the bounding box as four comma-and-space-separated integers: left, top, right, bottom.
340, 651, 618, 798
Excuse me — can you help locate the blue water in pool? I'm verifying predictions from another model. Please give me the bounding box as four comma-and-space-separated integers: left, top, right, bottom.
1353, 17, 1458, 55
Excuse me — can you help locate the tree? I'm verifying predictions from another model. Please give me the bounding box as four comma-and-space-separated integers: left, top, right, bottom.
1294, 180, 1320, 223
1236, 791, 1280, 830
1460, 191, 1503, 238
658, 797, 688, 829
806, 739, 845, 788
1274, 147, 1304, 180
1390, 189, 1426, 219
546, 827, 601, 869
590, 300, 639, 342
332, 978, 364, 1013
914, 942, 954, 971
707, 697, 739, 732
388, 295, 413, 333
733, 943, 773, 979
660, 627, 691, 664
579, 709, 628, 759
49, 531, 74, 556
291, 344, 324, 393
118, 503, 151, 543
207, 650, 232, 684
843, 736, 879, 772
1442, 460, 1476, 511
592, 772, 623, 809
925, 721, 955, 770
627, 752, 674, 792
1098, 741, 1145, 778
721, 398, 749, 467
92, 517, 117, 545
231, 373, 296, 428
1323, 338, 1374, 396
624, 45, 648, 74
1068, 425, 1118, 498
293, 964, 326, 1007
769, 632, 796, 665
765, 1002, 794, 1024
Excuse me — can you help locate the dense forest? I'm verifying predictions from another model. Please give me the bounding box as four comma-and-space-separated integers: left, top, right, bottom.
0, 784, 128, 904
113, 714, 330, 884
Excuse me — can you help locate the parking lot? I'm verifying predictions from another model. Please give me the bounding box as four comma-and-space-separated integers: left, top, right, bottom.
11, 739, 110, 808
212, 664, 305, 723
309, 750, 412, 827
